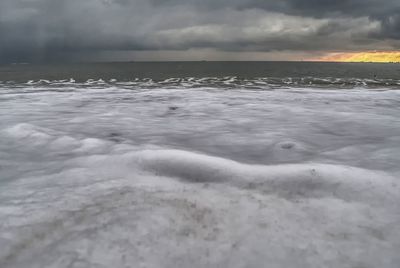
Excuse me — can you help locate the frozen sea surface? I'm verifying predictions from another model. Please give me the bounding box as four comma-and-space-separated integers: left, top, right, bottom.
0, 83, 399, 268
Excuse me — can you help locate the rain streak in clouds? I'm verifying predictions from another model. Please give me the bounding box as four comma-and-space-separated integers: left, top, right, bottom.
0, 0, 400, 62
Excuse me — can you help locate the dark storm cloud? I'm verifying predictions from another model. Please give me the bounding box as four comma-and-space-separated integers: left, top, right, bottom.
0, 0, 399, 62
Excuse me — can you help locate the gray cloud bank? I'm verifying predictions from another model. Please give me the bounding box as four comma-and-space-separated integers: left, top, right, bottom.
1, 0, 400, 62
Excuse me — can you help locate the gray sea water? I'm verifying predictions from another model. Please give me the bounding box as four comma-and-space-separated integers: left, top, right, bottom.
0, 62, 400, 268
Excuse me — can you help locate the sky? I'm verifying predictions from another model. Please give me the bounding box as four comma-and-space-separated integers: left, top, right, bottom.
1, 0, 400, 62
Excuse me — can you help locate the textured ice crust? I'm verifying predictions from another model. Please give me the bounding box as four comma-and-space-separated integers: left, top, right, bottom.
1, 86, 400, 268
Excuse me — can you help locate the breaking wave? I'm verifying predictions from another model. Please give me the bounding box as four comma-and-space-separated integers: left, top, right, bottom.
1, 76, 400, 89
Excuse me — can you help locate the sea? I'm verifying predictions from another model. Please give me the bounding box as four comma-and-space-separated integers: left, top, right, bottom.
0, 62, 399, 268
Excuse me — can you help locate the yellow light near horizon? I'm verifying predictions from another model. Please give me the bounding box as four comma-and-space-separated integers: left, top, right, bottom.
318, 51, 400, 63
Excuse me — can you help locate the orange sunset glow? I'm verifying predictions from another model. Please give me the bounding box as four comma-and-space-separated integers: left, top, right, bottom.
318, 51, 400, 63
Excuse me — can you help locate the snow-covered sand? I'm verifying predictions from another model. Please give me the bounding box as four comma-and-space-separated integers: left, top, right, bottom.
0, 84, 399, 267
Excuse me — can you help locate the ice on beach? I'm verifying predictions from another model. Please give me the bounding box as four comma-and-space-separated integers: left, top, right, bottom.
0, 85, 399, 268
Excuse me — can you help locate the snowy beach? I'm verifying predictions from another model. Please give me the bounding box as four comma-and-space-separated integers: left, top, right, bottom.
0, 80, 399, 267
